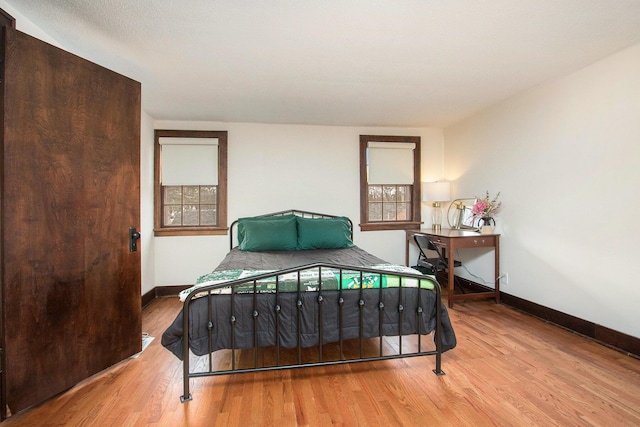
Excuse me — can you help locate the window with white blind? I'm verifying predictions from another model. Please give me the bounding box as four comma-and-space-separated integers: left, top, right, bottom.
154, 130, 228, 236
359, 135, 421, 231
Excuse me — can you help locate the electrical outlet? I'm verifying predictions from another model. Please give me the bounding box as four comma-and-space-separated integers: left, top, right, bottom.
502, 272, 509, 285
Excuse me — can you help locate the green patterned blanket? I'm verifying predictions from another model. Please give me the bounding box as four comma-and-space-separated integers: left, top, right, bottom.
179, 264, 435, 302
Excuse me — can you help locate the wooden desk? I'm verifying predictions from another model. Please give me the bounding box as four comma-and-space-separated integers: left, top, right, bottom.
405, 229, 500, 308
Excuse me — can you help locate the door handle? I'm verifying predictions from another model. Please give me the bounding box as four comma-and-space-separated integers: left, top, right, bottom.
129, 227, 141, 252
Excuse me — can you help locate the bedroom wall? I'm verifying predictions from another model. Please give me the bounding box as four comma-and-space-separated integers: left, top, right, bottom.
444, 42, 640, 339
140, 111, 156, 294
150, 121, 445, 286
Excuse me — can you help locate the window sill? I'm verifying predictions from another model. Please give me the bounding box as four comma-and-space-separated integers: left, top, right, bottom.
359, 222, 422, 232
154, 227, 229, 237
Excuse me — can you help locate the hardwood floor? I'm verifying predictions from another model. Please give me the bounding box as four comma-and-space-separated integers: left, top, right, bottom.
4, 296, 639, 426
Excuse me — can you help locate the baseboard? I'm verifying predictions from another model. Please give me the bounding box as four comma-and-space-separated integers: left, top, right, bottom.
142, 285, 191, 308
141, 278, 640, 358
500, 292, 639, 358
450, 275, 639, 358
141, 289, 155, 308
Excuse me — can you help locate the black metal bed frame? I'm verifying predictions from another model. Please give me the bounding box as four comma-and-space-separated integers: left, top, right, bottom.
178, 210, 447, 403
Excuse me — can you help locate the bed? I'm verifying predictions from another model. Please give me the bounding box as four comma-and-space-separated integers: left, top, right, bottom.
161, 209, 457, 402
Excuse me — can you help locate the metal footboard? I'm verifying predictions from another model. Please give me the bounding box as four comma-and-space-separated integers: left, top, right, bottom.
179, 263, 446, 403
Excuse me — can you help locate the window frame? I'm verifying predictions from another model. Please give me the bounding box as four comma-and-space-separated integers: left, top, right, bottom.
154, 129, 228, 236
359, 135, 422, 231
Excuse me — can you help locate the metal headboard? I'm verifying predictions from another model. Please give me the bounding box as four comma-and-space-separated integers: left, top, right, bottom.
229, 209, 354, 250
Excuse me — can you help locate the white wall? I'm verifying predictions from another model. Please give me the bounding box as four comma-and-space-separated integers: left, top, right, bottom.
140, 111, 156, 294
444, 42, 640, 339
151, 121, 444, 285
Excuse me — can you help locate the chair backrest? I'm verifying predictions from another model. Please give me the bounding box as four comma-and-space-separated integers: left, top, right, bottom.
415, 233, 462, 269
414, 235, 439, 267
414, 234, 436, 252
414, 234, 449, 264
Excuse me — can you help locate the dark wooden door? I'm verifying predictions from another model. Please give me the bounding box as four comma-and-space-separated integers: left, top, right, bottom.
1, 27, 141, 416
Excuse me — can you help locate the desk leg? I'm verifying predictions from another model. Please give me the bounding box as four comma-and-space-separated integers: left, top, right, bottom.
447, 244, 455, 308
495, 238, 501, 303
405, 236, 410, 266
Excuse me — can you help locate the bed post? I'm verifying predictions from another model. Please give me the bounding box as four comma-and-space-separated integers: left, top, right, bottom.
432, 282, 445, 376
181, 296, 193, 402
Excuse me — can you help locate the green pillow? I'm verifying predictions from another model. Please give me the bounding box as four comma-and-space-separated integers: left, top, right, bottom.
237, 214, 296, 246
238, 216, 298, 251
297, 216, 354, 250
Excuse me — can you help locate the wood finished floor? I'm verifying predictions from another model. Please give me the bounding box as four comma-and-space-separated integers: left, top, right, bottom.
4, 296, 639, 426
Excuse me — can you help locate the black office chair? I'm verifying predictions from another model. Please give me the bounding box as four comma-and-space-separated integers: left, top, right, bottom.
413, 234, 464, 292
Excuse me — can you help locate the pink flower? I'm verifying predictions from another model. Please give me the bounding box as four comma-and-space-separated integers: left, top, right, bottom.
472, 201, 487, 216
472, 191, 502, 221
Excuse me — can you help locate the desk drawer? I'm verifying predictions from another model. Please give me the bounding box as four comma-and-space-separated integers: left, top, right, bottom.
428, 236, 448, 247
454, 236, 496, 248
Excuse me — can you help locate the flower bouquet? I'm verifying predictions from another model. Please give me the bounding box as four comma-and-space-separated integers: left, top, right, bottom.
472, 191, 502, 227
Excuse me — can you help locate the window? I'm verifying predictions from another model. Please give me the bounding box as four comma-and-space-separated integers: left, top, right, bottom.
359, 135, 421, 231
154, 130, 228, 236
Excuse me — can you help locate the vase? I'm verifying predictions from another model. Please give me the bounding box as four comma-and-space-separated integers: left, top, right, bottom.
479, 217, 495, 234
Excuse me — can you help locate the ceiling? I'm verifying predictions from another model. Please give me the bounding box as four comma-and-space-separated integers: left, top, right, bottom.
7, 0, 640, 127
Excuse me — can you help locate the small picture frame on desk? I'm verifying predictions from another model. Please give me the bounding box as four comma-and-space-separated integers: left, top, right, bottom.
448, 198, 478, 230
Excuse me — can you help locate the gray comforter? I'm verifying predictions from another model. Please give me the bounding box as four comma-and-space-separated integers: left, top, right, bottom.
161, 247, 457, 360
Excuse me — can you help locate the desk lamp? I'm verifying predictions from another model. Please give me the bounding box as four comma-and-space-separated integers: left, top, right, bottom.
422, 181, 451, 232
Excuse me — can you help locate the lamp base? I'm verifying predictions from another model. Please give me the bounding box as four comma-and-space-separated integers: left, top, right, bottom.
431, 202, 443, 232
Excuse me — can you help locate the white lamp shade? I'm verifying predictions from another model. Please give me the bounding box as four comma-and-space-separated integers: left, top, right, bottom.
422, 181, 451, 202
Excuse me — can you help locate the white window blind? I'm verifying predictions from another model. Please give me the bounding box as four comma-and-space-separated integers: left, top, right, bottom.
159, 137, 218, 186
367, 141, 415, 184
